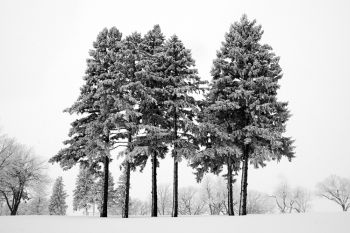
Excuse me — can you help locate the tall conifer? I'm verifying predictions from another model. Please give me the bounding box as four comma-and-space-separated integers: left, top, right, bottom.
194, 15, 294, 216
216, 15, 294, 215
134, 25, 168, 217
160, 35, 205, 217
50, 27, 124, 217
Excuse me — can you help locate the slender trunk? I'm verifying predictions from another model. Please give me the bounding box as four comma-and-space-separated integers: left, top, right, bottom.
239, 148, 249, 215
151, 152, 157, 217
123, 161, 131, 218
172, 157, 178, 217
101, 155, 109, 217
172, 110, 178, 217
93, 202, 95, 216
227, 156, 234, 216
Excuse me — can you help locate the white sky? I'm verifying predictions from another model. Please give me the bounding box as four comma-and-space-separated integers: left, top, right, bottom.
1, 0, 350, 214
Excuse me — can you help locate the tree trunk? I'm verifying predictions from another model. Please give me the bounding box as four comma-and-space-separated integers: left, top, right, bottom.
227, 156, 234, 216
172, 110, 178, 217
342, 204, 347, 211
239, 148, 249, 215
151, 152, 158, 217
172, 156, 178, 217
101, 155, 109, 218
123, 161, 131, 218
11, 202, 20, 215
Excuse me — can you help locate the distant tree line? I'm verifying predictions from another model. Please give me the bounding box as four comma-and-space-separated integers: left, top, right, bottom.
0, 126, 348, 215
49, 14, 294, 218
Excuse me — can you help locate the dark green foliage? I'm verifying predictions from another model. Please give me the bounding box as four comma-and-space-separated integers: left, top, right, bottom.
48, 177, 68, 215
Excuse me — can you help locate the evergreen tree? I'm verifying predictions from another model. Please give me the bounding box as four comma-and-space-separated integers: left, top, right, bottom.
132, 25, 169, 217
26, 196, 49, 215
112, 32, 144, 218
205, 15, 294, 216
73, 167, 96, 215
48, 177, 68, 215
115, 169, 127, 214
159, 35, 205, 217
95, 171, 118, 215
50, 27, 125, 217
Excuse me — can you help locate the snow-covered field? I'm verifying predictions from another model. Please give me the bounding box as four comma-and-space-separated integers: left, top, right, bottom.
1, 213, 349, 233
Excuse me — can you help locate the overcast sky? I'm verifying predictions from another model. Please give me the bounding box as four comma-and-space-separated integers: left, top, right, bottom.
1, 0, 350, 214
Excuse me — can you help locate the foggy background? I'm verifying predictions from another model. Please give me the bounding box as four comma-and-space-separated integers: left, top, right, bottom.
1, 0, 349, 214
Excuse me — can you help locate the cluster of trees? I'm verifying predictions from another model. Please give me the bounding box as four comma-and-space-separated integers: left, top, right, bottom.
72, 174, 275, 216
271, 181, 312, 213
0, 131, 71, 216
72, 167, 119, 216
50, 15, 294, 218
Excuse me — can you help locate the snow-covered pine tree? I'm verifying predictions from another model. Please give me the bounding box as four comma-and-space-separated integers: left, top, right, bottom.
73, 167, 96, 215
133, 25, 169, 217
159, 35, 205, 217
209, 15, 294, 215
95, 171, 118, 215
112, 32, 145, 218
48, 177, 68, 215
50, 27, 125, 217
115, 169, 127, 214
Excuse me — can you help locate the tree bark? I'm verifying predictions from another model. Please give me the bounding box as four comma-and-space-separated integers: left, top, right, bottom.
151, 152, 158, 217
101, 155, 109, 217
239, 147, 249, 215
172, 111, 178, 217
227, 156, 234, 216
172, 156, 178, 217
122, 131, 133, 218
123, 161, 131, 218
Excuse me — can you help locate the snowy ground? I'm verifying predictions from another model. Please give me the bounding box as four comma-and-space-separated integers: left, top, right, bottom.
1, 213, 349, 233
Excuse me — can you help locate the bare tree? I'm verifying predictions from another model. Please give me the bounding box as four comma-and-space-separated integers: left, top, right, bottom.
247, 190, 275, 214
271, 181, 312, 214
292, 187, 311, 213
129, 198, 151, 216
11, 174, 50, 216
200, 176, 233, 215
271, 181, 294, 213
178, 186, 206, 215
316, 175, 350, 211
0, 145, 47, 215
157, 183, 172, 215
